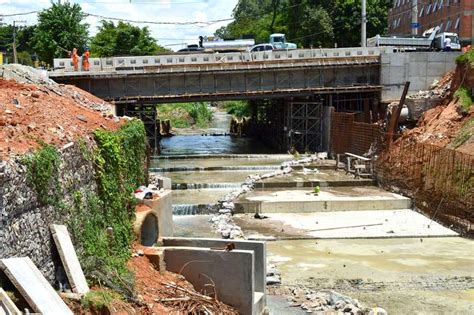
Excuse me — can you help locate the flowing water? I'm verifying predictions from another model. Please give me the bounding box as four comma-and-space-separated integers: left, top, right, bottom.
155, 110, 474, 314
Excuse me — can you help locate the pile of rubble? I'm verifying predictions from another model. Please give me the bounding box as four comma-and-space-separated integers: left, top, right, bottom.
209, 154, 326, 239
285, 287, 386, 314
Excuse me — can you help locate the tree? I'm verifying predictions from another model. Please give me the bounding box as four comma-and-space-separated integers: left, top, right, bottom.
216, 0, 390, 48
32, 2, 89, 65
90, 21, 168, 57
0, 24, 37, 65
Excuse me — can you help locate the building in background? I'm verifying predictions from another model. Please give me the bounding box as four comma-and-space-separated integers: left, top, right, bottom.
388, 0, 473, 46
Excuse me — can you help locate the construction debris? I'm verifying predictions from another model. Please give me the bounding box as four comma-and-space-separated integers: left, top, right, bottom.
0, 257, 73, 314
50, 224, 89, 295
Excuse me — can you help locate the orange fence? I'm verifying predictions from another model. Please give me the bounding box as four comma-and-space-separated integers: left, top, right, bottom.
377, 140, 474, 234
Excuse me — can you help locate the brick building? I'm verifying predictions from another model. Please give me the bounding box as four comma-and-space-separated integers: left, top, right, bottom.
388, 0, 473, 46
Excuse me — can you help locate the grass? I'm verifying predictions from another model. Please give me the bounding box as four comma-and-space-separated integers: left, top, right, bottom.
82, 289, 121, 310
157, 102, 213, 128
451, 118, 474, 149
222, 100, 251, 118
454, 86, 473, 113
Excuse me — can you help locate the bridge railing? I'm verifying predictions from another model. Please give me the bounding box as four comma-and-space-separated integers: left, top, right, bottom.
52, 47, 392, 74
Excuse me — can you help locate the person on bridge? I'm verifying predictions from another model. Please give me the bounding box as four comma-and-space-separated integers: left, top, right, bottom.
82, 48, 90, 71
71, 48, 79, 71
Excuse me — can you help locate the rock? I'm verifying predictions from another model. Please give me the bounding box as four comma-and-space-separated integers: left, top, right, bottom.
369, 307, 388, 315
31, 92, 40, 98
5, 109, 13, 115
27, 123, 36, 131
76, 115, 88, 123
266, 275, 281, 285
136, 249, 144, 256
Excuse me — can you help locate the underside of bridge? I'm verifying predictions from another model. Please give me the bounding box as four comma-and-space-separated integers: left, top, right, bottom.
113, 89, 380, 154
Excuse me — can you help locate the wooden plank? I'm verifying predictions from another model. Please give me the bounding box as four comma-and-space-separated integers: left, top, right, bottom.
0, 288, 21, 315
0, 258, 73, 315
50, 224, 89, 294
386, 81, 410, 147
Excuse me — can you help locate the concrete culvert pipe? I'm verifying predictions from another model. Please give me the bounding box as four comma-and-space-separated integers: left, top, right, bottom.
134, 206, 159, 246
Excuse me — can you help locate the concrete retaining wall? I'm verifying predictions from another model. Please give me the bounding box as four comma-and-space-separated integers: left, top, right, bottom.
0, 143, 96, 283
163, 247, 256, 315
381, 52, 461, 101
162, 237, 266, 293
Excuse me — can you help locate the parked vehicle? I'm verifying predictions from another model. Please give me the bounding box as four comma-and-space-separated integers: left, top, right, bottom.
198, 36, 255, 53
178, 45, 204, 53
367, 26, 440, 50
248, 44, 275, 52
269, 33, 297, 49
433, 32, 461, 51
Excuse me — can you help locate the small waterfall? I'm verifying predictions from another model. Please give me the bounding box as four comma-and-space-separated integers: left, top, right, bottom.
173, 203, 219, 215
150, 165, 280, 173
172, 183, 242, 190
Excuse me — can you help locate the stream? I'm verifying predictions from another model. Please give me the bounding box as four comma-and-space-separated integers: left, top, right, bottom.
151, 110, 474, 314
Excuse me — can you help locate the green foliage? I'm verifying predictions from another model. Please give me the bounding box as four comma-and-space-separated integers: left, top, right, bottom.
33, 2, 89, 65
455, 86, 473, 113
451, 119, 474, 149
217, 0, 390, 48
82, 289, 121, 310
23, 143, 61, 205
188, 103, 214, 128
69, 120, 146, 288
91, 21, 168, 57
223, 100, 251, 118
0, 25, 37, 64
157, 102, 213, 128
455, 48, 474, 65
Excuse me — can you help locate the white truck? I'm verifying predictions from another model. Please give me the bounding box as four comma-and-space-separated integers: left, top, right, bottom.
367, 26, 461, 51
269, 33, 297, 49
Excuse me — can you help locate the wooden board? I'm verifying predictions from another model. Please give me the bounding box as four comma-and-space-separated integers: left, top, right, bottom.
50, 224, 89, 294
0, 288, 21, 315
0, 257, 73, 315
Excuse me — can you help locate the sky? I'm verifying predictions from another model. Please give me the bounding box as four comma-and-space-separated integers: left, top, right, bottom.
0, 0, 238, 50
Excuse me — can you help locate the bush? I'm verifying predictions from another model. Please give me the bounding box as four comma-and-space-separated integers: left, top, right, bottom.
456, 48, 474, 64
223, 100, 251, 118
454, 86, 473, 113
156, 102, 213, 128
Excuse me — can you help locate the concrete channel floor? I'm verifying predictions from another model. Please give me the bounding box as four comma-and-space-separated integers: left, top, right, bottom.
237, 209, 458, 239
266, 238, 474, 314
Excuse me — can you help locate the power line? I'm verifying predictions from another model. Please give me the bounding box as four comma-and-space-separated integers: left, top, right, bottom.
0, 11, 40, 17
84, 12, 233, 25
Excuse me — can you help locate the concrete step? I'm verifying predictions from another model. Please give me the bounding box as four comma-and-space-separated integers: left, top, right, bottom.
235, 187, 411, 213
254, 179, 375, 189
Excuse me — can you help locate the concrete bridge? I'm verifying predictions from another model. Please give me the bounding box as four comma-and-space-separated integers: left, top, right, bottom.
49, 49, 459, 152
49, 47, 394, 104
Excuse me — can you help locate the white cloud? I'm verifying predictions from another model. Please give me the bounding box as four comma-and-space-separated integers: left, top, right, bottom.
0, 0, 237, 50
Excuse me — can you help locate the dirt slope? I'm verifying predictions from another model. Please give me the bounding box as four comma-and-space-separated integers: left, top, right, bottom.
0, 75, 119, 159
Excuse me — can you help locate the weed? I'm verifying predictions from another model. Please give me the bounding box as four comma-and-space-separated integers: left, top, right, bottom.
454, 86, 473, 113
451, 118, 474, 148
223, 100, 251, 118
22, 142, 61, 205
82, 289, 121, 309
455, 48, 474, 65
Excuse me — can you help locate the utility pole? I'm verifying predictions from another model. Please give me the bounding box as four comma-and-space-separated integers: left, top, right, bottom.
411, 0, 418, 35
361, 0, 366, 47
12, 20, 26, 64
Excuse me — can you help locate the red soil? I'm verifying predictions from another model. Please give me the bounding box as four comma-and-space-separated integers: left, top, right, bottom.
0, 78, 121, 159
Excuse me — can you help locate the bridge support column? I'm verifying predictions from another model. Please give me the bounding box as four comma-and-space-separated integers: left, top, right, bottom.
121, 103, 159, 153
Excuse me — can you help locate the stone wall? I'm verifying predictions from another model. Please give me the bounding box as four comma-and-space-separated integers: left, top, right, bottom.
0, 142, 96, 283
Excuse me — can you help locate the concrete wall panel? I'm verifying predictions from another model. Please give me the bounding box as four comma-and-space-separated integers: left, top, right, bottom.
164, 247, 255, 315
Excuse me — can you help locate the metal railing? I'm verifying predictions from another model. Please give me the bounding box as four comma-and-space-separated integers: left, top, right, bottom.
51, 47, 392, 74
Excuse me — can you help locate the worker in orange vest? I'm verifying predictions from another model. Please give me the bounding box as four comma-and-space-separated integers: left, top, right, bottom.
71, 48, 79, 71
82, 48, 90, 71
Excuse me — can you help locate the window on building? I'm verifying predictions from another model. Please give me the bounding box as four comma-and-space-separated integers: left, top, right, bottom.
419, 6, 424, 17
454, 16, 460, 29
446, 19, 452, 30
433, 1, 438, 12
439, 22, 444, 31
426, 4, 431, 14
439, 0, 443, 9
